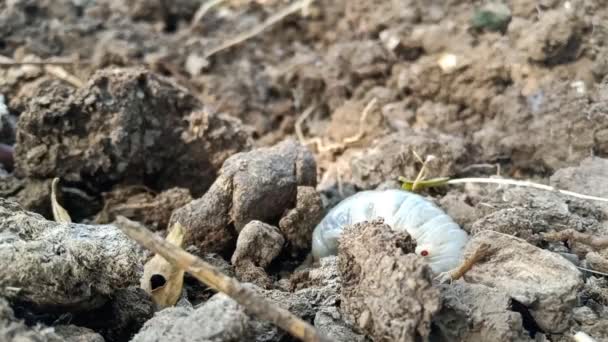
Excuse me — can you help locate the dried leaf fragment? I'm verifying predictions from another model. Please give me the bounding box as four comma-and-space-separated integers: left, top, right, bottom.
51, 178, 72, 223
140, 222, 185, 308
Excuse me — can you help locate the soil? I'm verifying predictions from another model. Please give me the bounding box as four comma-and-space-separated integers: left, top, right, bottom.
2, 0, 608, 341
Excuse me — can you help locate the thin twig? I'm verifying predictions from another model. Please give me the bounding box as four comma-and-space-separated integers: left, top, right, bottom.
44, 65, 84, 87
0, 58, 89, 66
116, 216, 329, 342
436, 243, 492, 283
446, 177, 608, 203
190, 0, 226, 31
543, 229, 608, 250
576, 266, 608, 277
204, 0, 313, 59
0, 56, 84, 86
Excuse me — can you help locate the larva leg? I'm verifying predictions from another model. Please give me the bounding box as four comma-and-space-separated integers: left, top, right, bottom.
435, 243, 493, 284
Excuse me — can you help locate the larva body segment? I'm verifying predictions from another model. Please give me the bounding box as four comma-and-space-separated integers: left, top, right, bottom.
311, 189, 468, 273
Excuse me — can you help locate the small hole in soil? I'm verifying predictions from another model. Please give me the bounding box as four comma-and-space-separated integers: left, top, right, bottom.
150, 274, 167, 290
164, 14, 179, 33
509, 299, 544, 338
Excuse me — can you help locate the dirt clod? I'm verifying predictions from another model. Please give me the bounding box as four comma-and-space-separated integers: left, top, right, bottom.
0, 298, 104, 342
279, 186, 324, 255
350, 129, 466, 189
96, 186, 193, 230
550, 157, 608, 215
433, 282, 532, 341
463, 230, 584, 333
15, 68, 251, 195
170, 139, 315, 255
232, 220, 284, 268
0, 198, 145, 311
338, 220, 440, 341
131, 293, 252, 342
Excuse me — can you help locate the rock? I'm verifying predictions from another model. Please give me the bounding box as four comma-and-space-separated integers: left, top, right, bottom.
0, 199, 145, 311
223, 139, 316, 231
182, 253, 236, 306
314, 307, 367, 342
433, 282, 532, 341
515, 9, 581, 64
53, 325, 105, 342
585, 252, 608, 274
15, 68, 251, 195
96, 186, 193, 230
466, 186, 604, 246
550, 157, 608, 215
438, 191, 478, 232
0, 297, 104, 342
169, 177, 235, 255
253, 257, 343, 341
576, 320, 608, 342
0, 176, 53, 218
131, 293, 252, 342
72, 287, 154, 342
572, 306, 599, 326
338, 220, 440, 341
233, 260, 274, 290
471, 2, 512, 32
350, 129, 466, 189
170, 139, 316, 255
279, 186, 324, 255
231, 220, 284, 268
463, 230, 583, 332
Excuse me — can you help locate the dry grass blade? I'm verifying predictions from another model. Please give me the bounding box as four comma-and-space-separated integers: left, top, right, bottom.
0, 55, 89, 66
51, 178, 72, 223
116, 216, 329, 342
204, 0, 313, 59
446, 177, 608, 203
190, 0, 226, 30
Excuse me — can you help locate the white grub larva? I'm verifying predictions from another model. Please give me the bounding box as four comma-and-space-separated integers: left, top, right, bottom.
311, 189, 469, 273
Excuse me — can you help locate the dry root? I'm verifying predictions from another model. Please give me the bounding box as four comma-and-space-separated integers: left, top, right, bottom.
295, 98, 377, 154
542, 229, 608, 250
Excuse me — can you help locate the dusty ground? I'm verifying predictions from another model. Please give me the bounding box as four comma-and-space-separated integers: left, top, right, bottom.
2, 0, 608, 341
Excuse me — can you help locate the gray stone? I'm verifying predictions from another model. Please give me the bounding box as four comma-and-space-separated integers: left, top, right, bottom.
433, 282, 532, 341
131, 293, 252, 342
231, 221, 284, 269
0, 199, 145, 311
463, 230, 583, 332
